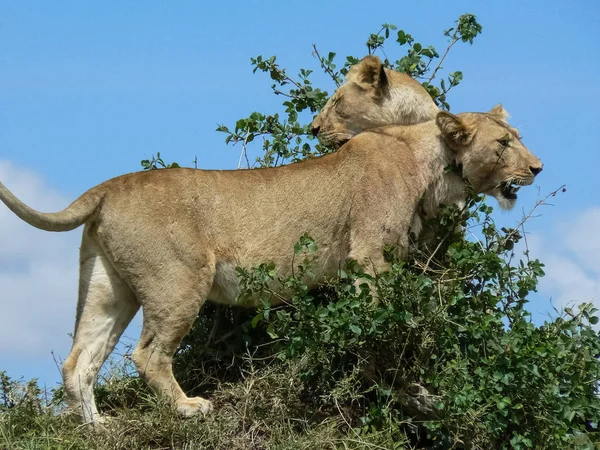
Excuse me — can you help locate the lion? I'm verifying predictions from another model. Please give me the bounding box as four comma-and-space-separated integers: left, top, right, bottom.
311, 55, 534, 241
0, 103, 542, 424
310, 55, 440, 147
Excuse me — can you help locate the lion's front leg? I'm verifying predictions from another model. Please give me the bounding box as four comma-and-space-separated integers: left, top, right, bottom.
348, 222, 410, 300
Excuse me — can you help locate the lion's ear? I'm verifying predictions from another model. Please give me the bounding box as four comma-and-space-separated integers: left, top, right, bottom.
436, 111, 474, 148
488, 104, 510, 122
346, 55, 388, 96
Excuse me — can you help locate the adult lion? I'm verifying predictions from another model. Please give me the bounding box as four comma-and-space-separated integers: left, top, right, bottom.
0, 104, 542, 423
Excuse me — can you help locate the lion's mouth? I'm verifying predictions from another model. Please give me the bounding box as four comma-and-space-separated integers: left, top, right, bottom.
316, 131, 353, 149
322, 137, 350, 151
500, 181, 521, 200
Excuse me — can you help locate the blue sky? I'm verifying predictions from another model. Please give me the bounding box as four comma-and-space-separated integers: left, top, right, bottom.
1, 1, 599, 387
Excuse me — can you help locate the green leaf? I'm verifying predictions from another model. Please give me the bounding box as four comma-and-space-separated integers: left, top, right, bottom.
266, 324, 278, 339
349, 325, 362, 335
251, 313, 263, 328
317, 307, 329, 318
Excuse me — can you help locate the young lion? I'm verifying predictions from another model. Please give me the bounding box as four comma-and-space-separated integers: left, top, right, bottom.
0, 106, 541, 424
311, 55, 440, 147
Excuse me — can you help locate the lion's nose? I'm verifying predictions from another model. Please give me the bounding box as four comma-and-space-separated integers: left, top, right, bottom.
530, 165, 543, 176
311, 125, 320, 137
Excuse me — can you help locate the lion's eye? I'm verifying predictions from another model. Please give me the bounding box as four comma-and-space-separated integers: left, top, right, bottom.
497, 136, 510, 147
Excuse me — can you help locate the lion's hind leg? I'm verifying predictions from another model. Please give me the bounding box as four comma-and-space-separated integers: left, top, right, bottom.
131, 262, 215, 418
62, 237, 139, 424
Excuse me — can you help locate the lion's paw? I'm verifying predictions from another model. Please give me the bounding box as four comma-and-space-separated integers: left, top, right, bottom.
176, 396, 213, 418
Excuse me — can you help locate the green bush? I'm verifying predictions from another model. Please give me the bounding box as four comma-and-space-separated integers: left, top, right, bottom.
230, 195, 600, 448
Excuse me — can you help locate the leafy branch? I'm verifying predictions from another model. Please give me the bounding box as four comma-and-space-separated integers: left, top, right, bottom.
217, 13, 483, 168
140, 152, 180, 170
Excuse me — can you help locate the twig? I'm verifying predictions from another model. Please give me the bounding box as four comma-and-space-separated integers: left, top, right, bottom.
271, 63, 303, 90
51, 350, 63, 379
312, 44, 342, 87
428, 35, 459, 83
237, 127, 252, 169
466, 229, 485, 251
521, 220, 530, 261
213, 327, 242, 346
420, 233, 450, 274
501, 185, 566, 247
272, 89, 293, 98
206, 304, 222, 346
334, 397, 364, 441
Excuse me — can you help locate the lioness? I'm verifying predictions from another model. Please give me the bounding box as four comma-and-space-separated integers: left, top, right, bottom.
311, 55, 440, 147
0, 105, 541, 424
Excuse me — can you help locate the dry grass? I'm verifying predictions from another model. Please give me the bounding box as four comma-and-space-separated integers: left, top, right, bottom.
0, 362, 408, 450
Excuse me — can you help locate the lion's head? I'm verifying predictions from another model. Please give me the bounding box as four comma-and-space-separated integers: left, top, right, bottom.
437, 105, 543, 209
311, 55, 439, 148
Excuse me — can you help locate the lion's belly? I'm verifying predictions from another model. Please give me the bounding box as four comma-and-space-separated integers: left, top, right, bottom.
208, 240, 348, 307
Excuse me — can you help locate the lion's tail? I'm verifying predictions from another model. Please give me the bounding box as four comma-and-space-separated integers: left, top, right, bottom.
0, 181, 102, 232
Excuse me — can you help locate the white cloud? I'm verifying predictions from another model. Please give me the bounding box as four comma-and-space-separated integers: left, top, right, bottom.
562, 208, 600, 275
0, 161, 141, 381
0, 161, 80, 359
528, 208, 600, 314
